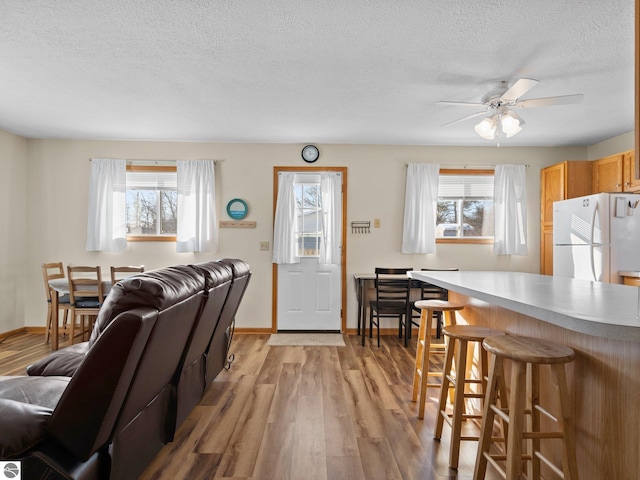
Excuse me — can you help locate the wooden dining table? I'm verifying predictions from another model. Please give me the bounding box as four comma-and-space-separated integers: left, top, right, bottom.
48, 277, 112, 351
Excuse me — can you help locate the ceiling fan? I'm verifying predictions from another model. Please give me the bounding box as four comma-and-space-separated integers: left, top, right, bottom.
437, 79, 583, 140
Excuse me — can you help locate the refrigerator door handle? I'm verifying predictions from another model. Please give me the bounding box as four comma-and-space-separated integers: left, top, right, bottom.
590, 201, 599, 281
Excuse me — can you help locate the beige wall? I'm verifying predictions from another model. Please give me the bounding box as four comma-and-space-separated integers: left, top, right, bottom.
586, 131, 634, 159
0, 130, 28, 333
2, 131, 632, 333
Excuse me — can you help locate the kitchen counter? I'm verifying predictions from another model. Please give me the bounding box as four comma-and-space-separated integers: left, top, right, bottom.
409, 270, 640, 341
619, 270, 640, 286
409, 269, 640, 480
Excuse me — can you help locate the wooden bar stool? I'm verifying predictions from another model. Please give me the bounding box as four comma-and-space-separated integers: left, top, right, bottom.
475, 335, 579, 480
411, 299, 464, 419
434, 325, 505, 469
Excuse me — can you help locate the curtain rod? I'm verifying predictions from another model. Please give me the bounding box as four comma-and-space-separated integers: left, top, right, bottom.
89, 158, 219, 164
404, 163, 529, 168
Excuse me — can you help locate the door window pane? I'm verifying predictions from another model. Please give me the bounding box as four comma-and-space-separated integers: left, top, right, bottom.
294, 182, 321, 256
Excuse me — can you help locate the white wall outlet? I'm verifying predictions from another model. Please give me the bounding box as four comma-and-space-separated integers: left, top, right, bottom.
373, 218, 381, 228
260, 241, 270, 251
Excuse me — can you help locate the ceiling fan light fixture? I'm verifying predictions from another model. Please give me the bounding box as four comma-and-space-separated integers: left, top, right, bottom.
474, 116, 497, 140
505, 124, 522, 138
500, 112, 521, 135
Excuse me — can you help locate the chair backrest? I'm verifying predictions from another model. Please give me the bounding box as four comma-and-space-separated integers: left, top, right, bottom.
42, 262, 65, 303
416, 268, 458, 301
110, 265, 145, 285
67, 265, 105, 305
374, 267, 412, 305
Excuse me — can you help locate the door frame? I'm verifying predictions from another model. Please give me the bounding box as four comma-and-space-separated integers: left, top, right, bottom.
272, 166, 348, 333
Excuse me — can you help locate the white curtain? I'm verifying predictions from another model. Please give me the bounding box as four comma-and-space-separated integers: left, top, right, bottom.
86, 158, 127, 252
272, 172, 299, 264
319, 172, 342, 264
176, 160, 218, 253
494, 164, 527, 255
402, 163, 440, 254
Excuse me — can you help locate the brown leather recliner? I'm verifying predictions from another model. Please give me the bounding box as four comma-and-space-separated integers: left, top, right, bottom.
174, 261, 233, 430
1, 260, 251, 480
0, 306, 159, 479
206, 259, 252, 384
174, 259, 251, 429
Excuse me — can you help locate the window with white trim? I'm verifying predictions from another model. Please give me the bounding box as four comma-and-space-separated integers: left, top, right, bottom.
125, 166, 177, 240
436, 169, 494, 241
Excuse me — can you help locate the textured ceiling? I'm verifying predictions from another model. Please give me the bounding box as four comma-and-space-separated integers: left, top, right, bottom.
0, 1, 635, 146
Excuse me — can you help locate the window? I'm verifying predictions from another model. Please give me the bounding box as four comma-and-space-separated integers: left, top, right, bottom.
436, 169, 494, 243
294, 176, 322, 256
126, 166, 177, 241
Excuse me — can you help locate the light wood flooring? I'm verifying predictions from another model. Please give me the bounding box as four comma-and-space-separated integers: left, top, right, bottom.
0, 331, 499, 480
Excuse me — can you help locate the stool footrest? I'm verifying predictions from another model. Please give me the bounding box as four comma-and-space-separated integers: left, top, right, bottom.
490, 405, 510, 423
535, 404, 559, 423
524, 431, 564, 439
535, 451, 565, 478
462, 414, 482, 420
485, 453, 533, 462
463, 393, 484, 399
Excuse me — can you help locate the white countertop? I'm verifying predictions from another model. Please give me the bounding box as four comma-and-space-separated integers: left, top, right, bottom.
409, 270, 640, 342
619, 271, 640, 277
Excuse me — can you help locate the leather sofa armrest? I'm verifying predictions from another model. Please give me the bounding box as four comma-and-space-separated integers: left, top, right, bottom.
0, 374, 70, 460
27, 343, 89, 377
0, 398, 53, 458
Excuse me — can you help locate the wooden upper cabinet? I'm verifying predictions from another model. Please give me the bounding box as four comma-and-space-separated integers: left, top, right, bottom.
540, 161, 592, 275
592, 151, 640, 193
593, 154, 624, 192
541, 161, 592, 225
623, 150, 640, 192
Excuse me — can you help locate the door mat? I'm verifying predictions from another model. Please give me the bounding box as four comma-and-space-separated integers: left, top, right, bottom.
266, 333, 345, 347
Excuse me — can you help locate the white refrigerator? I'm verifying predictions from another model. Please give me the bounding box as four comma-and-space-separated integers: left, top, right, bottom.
553, 192, 640, 283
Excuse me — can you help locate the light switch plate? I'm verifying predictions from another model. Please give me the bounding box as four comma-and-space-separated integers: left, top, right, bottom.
260, 241, 270, 251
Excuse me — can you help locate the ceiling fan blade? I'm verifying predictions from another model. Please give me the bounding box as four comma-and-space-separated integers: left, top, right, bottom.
436, 101, 486, 108
500, 78, 539, 102
441, 111, 487, 127
515, 94, 584, 108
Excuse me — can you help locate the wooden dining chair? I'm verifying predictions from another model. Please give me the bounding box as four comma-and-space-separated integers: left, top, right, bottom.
110, 265, 145, 285
42, 262, 73, 344
67, 265, 105, 344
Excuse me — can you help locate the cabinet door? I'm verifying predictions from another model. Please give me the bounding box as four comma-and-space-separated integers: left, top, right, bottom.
540, 163, 565, 226
540, 163, 566, 275
541, 226, 554, 275
593, 154, 623, 193
623, 150, 640, 192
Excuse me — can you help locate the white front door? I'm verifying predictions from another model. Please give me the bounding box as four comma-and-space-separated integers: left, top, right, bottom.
278, 258, 341, 330
276, 172, 342, 331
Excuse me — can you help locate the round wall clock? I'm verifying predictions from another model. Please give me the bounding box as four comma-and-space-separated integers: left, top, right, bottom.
226, 198, 248, 220
301, 145, 319, 163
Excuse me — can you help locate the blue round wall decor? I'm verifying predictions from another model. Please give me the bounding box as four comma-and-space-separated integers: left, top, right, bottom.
226, 198, 248, 220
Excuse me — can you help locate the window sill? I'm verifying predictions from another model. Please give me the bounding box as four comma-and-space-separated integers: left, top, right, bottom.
436, 237, 494, 245
127, 235, 176, 242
